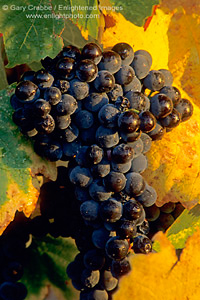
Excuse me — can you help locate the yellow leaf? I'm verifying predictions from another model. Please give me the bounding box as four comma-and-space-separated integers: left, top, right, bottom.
114, 229, 200, 300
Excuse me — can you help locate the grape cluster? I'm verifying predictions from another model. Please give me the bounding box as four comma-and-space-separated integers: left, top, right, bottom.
9, 42, 193, 300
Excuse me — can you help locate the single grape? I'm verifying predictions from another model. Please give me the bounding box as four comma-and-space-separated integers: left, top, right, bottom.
160, 86, 181, 106
159, 108, 181, 129
118, 110, 141, 133
35, 114, 55, 134
111, 257, 131, 278
158, 69, 173, 86
130, 153, 148, 173
112, 43, 134, 65
81, 269, 100, 289
125, 91, 150, 112
99, 198, 123, 223
139, 111, 156, 133
33, 99, 51, 117
145, 204, 160, 221
60, 123, 79, 143
53, 79, 70, 94
74, 110, 94, 129
76, 59, 98, 82
131, 54, 151, 79
123, 199, 144, 220
43, 140, 63, 161
107, 84, 123, 102
15, 80, 40, 102
68, 79, 89, 100
143, 70, 165, 91
115, 65, 135, 86
91, 158, 111, 178
56, 57, 75, 80
140, 133, 152, 154
58, 45, 81, 60
123, 76, 142, 93
89, 180, 112, 202
98, 104, 120, 128
105, 236, 129, 261
175, 98, 193, 122
99, 50, 121, 74
83, 92, 109, 112
81, 42, 102, 64
92, 227, 114, 249
112, 143, 134, 164
160, 202, 176, 214
148, 122, 166, 140
94, 70, 115, 93
80, 200, 100, 222
55, 94, 77, 116
95, 126, 119, 148
134, 49, 152, 67
34, 69, 54, 89
69, 166, 93, 187
116, 219, 137, 239
136, 184, 157, 207
132, 234, 152, 254
100, 270, 118, 291
150, 93, 173, 119
44, 86, 62, 105
103, 171, 126, 193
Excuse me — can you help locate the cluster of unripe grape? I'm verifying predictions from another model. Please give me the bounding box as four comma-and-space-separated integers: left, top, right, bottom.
8, 42, 193, 300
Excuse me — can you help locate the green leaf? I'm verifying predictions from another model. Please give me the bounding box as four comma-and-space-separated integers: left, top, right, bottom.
21, 235, 78, 300
0, 84, 57, 234
99, 0, 160, 27
62, 19, 94, 48
165, 204, 200, 249
0, 36, 8, 90
0, 0, 64, 68
0, 0, 101, 68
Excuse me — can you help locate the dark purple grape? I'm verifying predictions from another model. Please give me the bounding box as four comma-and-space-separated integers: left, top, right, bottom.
125, 173, 146, 197
116, 219, 137, 239
99, 50, 121, 74
56, 57, 75, 80
145, 204, 160, 221
139, 111, 156, 133
175, 98, 193, 122
160, 86, 181, 106
103, 172, 126, 193
112, 143, 134, 163
94, 71, 115, 93
34, 69, 54, 89
118, 110, 141, 133
99, 198, 123, 223
81, 42, 102, 64
105, 237, 129, 261
150, 93, 173, 119
59, 45, 81, 60
76, 59, 98, 82
112, 43, 134, 65
148, 122, 166, 140
159, 108, 181, 129
143, 70, 165, 91
132, 234, 152, 254
15, 80, 39, 102
111, 257, 131, 278
35, 114, 55, 134
44, 87, 61, 105
115, 65, 135, 86
33, 99, 51, 117
123, 199, 143, 221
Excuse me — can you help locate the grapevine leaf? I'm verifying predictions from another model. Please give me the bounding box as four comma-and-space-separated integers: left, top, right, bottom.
0, 84, 57, 234
166, 204, 200, 249
0, 36, 8, 90
0, 0, 64, 68
99, 0, 160, 27
114, 230, 200, 300
21, 235, 78, 300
